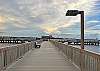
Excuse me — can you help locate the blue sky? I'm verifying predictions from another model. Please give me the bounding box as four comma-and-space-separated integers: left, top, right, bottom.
0, 0, 100, 39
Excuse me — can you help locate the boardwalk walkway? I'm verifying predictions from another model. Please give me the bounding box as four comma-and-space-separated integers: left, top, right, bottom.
5, 41, 80, 71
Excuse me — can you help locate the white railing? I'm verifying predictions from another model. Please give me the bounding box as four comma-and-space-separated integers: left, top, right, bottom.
51, 41, 100, 71
0, 42, 35, 71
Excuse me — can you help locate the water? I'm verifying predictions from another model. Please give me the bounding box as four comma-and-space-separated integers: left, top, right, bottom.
63, 43, 100, 54
84, 45, 100, 53
72, 45, 100, 54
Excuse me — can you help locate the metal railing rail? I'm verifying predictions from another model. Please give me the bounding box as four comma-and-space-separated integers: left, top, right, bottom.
51, 41, 100, 71
0, 42, 35, 71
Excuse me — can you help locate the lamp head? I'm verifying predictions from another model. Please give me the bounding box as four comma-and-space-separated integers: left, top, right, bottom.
66, 10, 80, 16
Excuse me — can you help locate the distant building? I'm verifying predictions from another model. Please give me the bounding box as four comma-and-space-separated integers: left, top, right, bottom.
41, 35, 53, 41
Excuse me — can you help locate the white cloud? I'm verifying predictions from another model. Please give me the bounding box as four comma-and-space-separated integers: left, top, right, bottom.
13, 24, 26, 28
87, 20, 100, 23
0, 0, 99, 35
38, 0, 98, 33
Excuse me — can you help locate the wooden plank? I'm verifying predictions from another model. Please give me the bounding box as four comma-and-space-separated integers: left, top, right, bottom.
5, 41, 80, 71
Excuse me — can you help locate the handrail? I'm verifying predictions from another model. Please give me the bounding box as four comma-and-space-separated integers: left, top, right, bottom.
0, 42, 35, 71
51, 41, 100, 71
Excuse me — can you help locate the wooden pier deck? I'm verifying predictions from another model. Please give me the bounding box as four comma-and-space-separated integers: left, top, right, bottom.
5, 41, 80, 71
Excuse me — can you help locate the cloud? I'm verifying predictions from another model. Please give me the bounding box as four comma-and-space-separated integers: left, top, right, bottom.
0, 0, 99, 37
38, 0, 98, 33
85, 29, 100, 34
0, 16, 7, 30
87, 20, 100, 23
13, 23, 26, 28
0, 16, 6, 23
85, 20, 100, 29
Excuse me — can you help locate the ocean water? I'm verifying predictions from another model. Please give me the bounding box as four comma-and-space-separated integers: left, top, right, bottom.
72, 45, 100, 54
63, 43, 100, 54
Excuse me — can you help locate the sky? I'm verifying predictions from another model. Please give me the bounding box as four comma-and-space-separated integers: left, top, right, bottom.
0, 0, 100, 39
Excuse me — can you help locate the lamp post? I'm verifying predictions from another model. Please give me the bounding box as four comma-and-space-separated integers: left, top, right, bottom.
66, 10, 85, 71
66, 10, 84, 49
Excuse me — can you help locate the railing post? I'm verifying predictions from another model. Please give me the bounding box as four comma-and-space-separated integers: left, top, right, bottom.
0, 49, 3, 70
80, 50, 85, 71
97, 57, 100, 71
3, 49, 7, 68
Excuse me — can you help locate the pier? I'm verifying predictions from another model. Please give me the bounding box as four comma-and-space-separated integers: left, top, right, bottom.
0, 39, 100, 71
0, 0, 100, 71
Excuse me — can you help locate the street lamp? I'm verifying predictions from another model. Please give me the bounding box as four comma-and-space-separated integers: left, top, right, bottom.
66, 10, 84, 49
